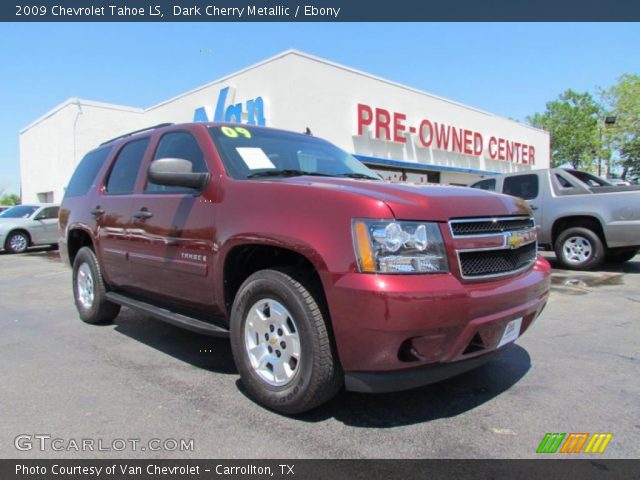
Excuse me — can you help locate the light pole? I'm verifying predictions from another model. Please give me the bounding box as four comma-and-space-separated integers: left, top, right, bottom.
599, 116, 617, 178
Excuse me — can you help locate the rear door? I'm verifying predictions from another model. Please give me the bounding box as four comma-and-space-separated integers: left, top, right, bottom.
502, 173, 543, 226
127, 128, 218, 310
96, 137, 150, 288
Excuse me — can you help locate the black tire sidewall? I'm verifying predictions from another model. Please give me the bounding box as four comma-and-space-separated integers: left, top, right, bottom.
72, 247, 117, 324
6, 232, 29, 254
230, 271, 324, 414
555, 227, 604, 270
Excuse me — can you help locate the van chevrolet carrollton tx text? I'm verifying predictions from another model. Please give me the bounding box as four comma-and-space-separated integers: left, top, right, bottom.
59, 123, 551, 414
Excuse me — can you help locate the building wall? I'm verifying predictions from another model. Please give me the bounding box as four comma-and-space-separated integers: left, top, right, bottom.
19, 51, 550, 203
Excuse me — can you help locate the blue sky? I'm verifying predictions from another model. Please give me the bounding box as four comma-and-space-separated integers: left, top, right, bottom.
1, 22, 639, 195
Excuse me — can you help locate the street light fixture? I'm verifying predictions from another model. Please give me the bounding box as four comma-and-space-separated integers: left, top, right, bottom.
599, 116, 617, 177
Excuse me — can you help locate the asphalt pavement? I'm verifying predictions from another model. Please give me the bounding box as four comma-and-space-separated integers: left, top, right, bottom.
1, 249, 638, 458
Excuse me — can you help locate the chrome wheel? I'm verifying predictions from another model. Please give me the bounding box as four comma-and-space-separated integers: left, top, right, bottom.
76, 262, 95, 309
563, 236, 592, 264
244, 298, 301, 387
9, 233, 28, 253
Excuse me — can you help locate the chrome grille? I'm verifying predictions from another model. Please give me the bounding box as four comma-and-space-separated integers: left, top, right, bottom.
450, 216, 534, 237
459, 242, 537, 278
449, 216, 538, 279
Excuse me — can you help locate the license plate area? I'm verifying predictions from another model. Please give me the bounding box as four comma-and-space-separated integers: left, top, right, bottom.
497, 317, 523, 348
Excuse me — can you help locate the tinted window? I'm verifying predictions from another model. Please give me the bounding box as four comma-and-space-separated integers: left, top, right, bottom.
565, 169, 612, 187
146, 131, 207, 193
36, 207, 59, 220
106, 139, 149, 194
503, 174, 539, 200
65, 147, 112, 197
470, 178, 496, 191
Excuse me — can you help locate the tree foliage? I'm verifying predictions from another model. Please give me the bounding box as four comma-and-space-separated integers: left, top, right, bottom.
527, 89, 602, 169
600, 74, 640, 179
0, 194, 20, 206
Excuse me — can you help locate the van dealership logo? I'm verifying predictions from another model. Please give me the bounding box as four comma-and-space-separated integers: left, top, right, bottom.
536, 432, 613, 454
194, 86, 266, 125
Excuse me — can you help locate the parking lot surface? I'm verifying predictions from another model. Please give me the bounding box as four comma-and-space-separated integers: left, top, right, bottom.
1, 249, 639, 458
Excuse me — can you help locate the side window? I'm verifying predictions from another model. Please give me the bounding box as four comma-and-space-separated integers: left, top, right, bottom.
65, 147, 113, 197
146, 131, 207, 193
105, 138, 150, 194
470, 178, 496, 191
37, 207, 59, 220
503, 174, 539, 200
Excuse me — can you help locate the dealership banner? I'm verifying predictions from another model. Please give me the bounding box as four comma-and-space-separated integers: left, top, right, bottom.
3, 460, 640, 479
3, 0, 640, 22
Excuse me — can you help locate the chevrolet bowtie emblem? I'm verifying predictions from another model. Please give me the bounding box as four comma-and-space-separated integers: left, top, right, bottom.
505, 230, 535, 249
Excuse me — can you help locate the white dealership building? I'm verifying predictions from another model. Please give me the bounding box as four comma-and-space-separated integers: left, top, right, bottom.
19, 49, 550, 203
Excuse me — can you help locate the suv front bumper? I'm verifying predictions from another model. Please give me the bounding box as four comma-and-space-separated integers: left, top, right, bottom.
323, 256, 551, 392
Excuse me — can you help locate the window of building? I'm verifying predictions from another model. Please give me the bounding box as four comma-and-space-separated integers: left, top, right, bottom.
503, 174, 539, 200
146, 131, 207, 193
105, 138, 150, 194
37, 191, 54, 203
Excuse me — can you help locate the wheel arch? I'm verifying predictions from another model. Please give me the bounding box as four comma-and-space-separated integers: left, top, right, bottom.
551, 215, 607, 248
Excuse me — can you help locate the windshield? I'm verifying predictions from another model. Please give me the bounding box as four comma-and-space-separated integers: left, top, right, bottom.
209, 126, 380, 180
0, 205, 38, 219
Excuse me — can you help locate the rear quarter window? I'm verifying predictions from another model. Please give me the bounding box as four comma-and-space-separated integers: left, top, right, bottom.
503, 174, 539, 200
64, 147, 113, 197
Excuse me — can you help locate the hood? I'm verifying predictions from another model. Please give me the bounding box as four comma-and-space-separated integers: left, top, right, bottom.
268, 177, 531, 221
0, 218, 31, 228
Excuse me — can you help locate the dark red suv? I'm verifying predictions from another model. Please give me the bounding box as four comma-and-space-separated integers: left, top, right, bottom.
59, 122, 551, 414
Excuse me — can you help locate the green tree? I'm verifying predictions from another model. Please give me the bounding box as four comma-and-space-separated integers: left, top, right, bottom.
600, 73, 640, 179
620, 138, 640, 179
0, 194, 20, 206
527, 89, 602, 169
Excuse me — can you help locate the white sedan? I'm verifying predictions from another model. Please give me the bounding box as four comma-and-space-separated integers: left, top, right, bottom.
0, 204, 60, 254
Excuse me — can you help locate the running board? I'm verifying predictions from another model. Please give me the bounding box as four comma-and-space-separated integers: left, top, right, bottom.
105, 292, 229, 338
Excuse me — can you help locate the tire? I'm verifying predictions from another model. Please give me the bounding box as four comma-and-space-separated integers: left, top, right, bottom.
606, 249, 638, 264
72, 247, 120, 324
230, 269, 342, 415
5, 231, 30, 254
554, 227, 604, 271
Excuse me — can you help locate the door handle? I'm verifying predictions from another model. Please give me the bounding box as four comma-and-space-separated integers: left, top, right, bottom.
133, 210, 153, 219
91, 206, 105, 217
529, 204, 539, 211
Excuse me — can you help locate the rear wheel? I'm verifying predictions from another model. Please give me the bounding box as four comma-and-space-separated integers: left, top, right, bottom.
606, 249, 638, 264
5, 231, 29, 254
72, 247, 120, 324
230, 269, 342, 414
554, 227, 604, 271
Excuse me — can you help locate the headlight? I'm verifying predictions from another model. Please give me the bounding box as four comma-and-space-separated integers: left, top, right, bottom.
352, 219, 449, 274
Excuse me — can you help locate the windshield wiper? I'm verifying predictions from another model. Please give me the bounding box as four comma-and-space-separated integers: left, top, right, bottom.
247, 169, 334, 179
336, 172, 380, 180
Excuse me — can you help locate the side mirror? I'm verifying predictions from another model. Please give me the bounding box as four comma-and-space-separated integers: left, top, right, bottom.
147, 158, 209, 190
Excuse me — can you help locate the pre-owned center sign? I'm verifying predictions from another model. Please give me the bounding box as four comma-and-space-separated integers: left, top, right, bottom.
356, 103, 536, 165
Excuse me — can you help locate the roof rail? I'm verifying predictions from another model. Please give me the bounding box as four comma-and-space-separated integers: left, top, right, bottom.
100, 123, 174, 146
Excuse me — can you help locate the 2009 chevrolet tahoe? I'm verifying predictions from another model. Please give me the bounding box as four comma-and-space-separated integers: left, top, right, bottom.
59, 122, 551, 414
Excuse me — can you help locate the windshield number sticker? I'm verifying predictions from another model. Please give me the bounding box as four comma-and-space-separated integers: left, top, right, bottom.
221, 126, 252, 138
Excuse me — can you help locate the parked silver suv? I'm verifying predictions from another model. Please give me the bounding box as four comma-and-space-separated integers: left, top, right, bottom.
0, 204, 60, 254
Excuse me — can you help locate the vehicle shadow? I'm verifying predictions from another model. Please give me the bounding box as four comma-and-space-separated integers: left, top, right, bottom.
545, 255, 640, 275
112, 309, 237, 375
112, 305, 531, 427
240, 344, 532, 428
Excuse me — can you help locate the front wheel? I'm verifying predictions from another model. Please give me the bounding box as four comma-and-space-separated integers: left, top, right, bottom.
554, 227, 604, 271
72, 247, 120, 324
230, 269, 342, 415
5, 231, 29, 254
